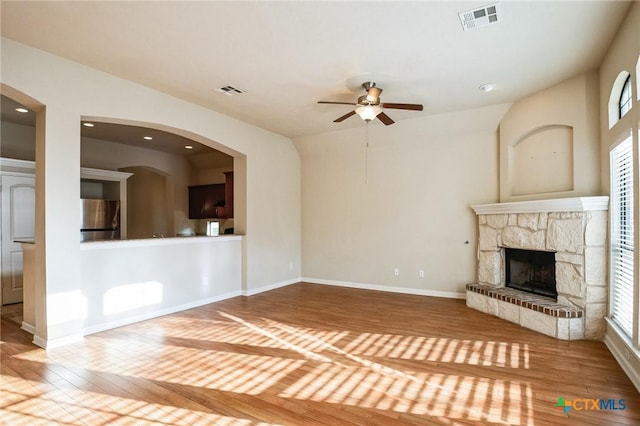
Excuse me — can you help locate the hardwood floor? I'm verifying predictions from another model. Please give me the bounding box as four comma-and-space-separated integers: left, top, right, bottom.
0, 302, 23, 327
1, 282, 639, 425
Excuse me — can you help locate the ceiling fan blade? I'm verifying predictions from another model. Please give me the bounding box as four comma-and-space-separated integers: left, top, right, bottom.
381, 103, 424, 111
377, 112, 395, 126
318, 101, 357, 105
334, 110, 356, 123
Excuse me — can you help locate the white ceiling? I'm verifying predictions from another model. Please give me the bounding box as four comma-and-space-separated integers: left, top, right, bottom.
0, 1, 632, 138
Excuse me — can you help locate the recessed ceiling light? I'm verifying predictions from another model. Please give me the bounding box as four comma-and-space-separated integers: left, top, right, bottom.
15, 107, 29, 113
83, 122, 95, 127
185, 145, 193, 150
479, 83, 496, 92
143, 136, 153, 140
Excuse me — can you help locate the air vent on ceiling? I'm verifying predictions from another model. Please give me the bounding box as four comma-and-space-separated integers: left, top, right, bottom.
459, 4, 500, 31
215, 85, 245, 96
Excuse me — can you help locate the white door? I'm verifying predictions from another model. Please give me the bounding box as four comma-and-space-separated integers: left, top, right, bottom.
1, 174, 35, 305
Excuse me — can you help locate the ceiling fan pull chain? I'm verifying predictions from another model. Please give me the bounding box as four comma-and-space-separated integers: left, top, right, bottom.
365, 121, 370, 185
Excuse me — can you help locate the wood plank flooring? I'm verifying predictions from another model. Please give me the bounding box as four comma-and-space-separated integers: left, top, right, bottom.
0, 302, 23, 327
1, 282, 639, 425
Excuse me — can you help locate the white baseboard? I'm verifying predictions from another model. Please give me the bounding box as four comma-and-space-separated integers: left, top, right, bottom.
82, 290, 242, 337
21, 321, 35, 335
604, 322, 640, 393
302, 277, 466, 299
28, 278, 465, 349
33, 333, 84, 349
242, 277, 301, 296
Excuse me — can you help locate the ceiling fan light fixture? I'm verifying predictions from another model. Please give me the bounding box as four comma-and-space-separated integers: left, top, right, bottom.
355, 104, 382, 121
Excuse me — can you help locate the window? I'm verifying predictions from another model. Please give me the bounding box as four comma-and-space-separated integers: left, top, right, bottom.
610, 137, 634, 337
608, 71, 631, 128
619, 75, 632, 119
636, 55, 640, 101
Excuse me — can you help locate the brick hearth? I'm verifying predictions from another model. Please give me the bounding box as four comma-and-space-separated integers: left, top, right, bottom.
466, 283, 584, 339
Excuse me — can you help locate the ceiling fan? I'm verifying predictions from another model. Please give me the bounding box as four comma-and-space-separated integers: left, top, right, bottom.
318, 82, 423, 125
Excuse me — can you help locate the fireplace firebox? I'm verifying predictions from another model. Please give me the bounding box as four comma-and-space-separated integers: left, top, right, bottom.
505, 248, 557, 299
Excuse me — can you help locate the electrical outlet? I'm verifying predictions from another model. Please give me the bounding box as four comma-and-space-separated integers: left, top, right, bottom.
289, 262, 294, 271
394, 268, 400, 276
418, 270, 425, 278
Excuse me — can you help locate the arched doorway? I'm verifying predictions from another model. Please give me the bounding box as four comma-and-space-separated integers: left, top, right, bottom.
0, 84, 44, 336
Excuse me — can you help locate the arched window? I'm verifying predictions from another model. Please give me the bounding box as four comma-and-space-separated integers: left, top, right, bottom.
608, 71, 631, 128
619, 74, 632, 119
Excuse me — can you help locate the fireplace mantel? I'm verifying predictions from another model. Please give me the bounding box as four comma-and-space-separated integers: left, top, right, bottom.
471, 196, 609, 215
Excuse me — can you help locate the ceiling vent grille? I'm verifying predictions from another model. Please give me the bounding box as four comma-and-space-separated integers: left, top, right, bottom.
215, 85, 246, 96
459, 4, 500, 31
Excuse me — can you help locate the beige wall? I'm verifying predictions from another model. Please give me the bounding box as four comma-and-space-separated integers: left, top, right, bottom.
294, 103, 510, 296
1, 38, 301, 345
499, 71, 602, 201
196, 166, 232, 185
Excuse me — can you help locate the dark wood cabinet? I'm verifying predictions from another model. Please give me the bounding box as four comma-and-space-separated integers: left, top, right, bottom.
224, 171, 234, 218
188, 172, 234, 219
188, 183, 225, 219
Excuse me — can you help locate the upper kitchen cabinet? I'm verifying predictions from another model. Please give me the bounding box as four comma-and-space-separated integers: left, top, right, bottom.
189, 183, 225, 219
188, 172, 234, 219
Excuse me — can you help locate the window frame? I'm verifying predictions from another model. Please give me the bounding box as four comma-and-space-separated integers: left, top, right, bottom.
619, 75, 632, 119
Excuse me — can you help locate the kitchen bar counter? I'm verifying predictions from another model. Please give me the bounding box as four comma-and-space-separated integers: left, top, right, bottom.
79, 234, 243, 336
80, 234, 241, 250
20, 235, 244, 347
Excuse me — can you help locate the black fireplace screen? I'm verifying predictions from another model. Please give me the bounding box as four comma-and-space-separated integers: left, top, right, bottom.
505, 248, 557, 299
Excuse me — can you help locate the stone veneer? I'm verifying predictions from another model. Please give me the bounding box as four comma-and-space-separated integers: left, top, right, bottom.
469, 197, 609, 340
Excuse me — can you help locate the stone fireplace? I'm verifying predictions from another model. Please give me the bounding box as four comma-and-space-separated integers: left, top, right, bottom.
466, 197, 609, 340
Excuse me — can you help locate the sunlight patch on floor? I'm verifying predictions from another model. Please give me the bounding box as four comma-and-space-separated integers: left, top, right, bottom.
277, 364, 532, 423
9, 310, 536, 425
0, 373, 280, 425
342, 332, 530, 368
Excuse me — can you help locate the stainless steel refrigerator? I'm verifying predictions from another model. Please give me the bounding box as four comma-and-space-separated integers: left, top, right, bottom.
80, 199, 121, 242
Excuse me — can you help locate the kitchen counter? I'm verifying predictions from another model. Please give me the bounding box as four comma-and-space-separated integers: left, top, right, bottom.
80, 234, 241, 250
